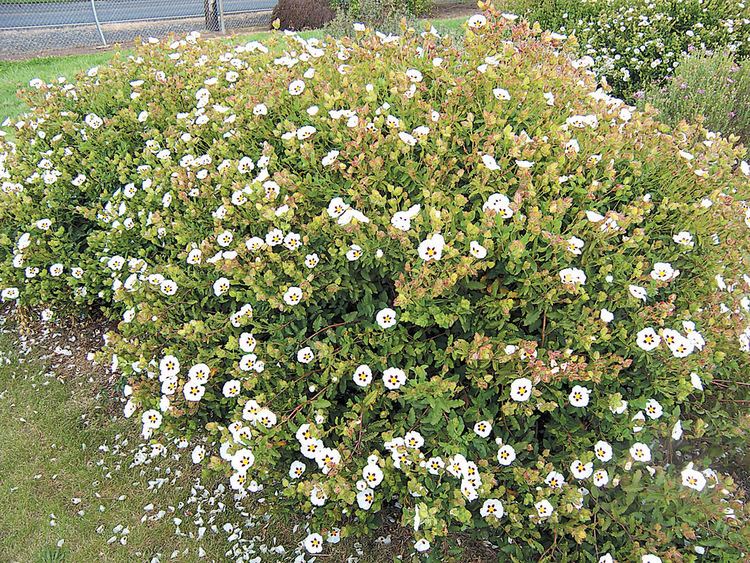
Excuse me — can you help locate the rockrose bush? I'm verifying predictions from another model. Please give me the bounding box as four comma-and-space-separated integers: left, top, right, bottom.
2, 6, 750, 560
521, 0, 750, 99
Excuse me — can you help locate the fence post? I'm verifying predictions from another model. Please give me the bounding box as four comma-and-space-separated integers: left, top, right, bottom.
217, 0, 226, 33
204, 0, 220, 31
90, 0, 107, 46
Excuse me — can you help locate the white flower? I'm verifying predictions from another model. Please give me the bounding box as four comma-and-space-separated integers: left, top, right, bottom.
223, 380, 241, 398
297, 346, 314, 364
497, 444, 516, 466
239, 332, 256, 353
141, 409, 162, 429
303, 533, 323, 554
480, 498, 504, 519
650, 262, 678, 281
187, 248, 202, 264
159, 279, 178, 295
483, 193, 513, 217
353, 364, 373, 387
376, 308, 397, 328
636, 327, 660, 351
414, 539, 430, 552
383, 367, 407, 390
362, 463, 384, 487
288, 79, 305, 96
191, 445, 206, 464
213, 277, 230, 297
159, 355, 180, 378
265, 228, 283, 246
629, 284, 648, 301
592, 469, 609, 487
357, 488, 374, 509
327, 197, 349, 218
559, 267, 586, 285
566, 236, 584, 255
681, 467, 706, 491
346, 244, 363, 261
473, 420, 492, 438
535, 499, 554, 518
666, 331, 695, 358
217, 230, 233, 247
283, 286, 302, 306
405, 430, 424, 449
187, 363, 210, 384
85, 113, 103, 129
322, 150, 339, 166
289, 460, 306, 479
481, 154, 502, 170
405, 68, 423, 83
1, 287, 20, 302
510, 377, 532, 402
569, 385, 590, 407
391, 204, 421, 231
245, 237, 264, 252
644, 398, 663, 419
183, 380, 206, 402
493, 88, 511, 100
398, 131, 417, 146
469, 241, 487, 259
629, 442, 652, 462
690, 372, 703, 391
600, 309, 614, 323
642, 555, 662, 563
570, 459, 593, 479
425, 457, 444, 475
672, 419, 683, 440
418, 234, 445, 261
545, 471, 565, 489
594, 440, 613, 462
467, 14, 487, 29
673, 231, 694, 247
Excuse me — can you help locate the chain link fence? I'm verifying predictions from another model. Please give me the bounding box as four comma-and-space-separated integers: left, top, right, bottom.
0, 0, 277, 58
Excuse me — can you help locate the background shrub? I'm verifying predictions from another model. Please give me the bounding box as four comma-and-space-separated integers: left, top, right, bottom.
1, 7, 750, 560
331, 0, 433, 18
643, 51, 750, 144
325, 0, 414, 37
271, 0, 336, 31
516, 0, 750, 99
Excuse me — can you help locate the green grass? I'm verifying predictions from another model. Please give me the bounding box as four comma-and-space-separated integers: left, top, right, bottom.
0, 321, 224, 562
0, 17, 467, 122
0, 53, 114, 122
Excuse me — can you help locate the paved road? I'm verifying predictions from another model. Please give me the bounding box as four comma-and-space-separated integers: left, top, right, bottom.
0, 0, 276, 29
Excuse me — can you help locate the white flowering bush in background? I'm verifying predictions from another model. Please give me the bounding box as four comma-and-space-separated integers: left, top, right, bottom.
520, 0, 750, 98
2, 4, 750, 560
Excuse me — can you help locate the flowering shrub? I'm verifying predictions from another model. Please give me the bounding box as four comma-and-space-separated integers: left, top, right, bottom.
643, 51, 750, 144
2, 6, 750, 560
519, 0, 750, 98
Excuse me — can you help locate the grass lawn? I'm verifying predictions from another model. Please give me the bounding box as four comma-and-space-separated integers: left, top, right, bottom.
0, 316, 229, 562
0, 17, 466, 123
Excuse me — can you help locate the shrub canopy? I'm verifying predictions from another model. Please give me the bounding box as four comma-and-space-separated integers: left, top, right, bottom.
520, 0, 750, 98
1, 7, 750, 560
